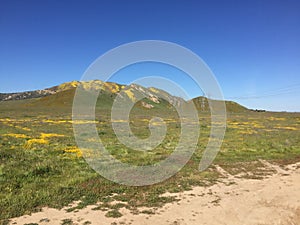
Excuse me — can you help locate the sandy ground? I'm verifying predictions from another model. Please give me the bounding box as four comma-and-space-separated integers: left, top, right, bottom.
8, 161, 300, 225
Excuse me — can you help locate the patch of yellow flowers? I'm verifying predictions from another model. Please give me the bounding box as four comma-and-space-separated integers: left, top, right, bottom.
64, 147, 83, 158
3, 133, 29, 139
4, 131, 83, 158
124, 89, 136, 101
24, 133, 65, 149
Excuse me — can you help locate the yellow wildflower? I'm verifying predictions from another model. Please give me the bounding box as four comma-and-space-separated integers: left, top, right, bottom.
40, 133, 65, 139
24, 138, 49, 149
275, 126, 298, 131
3, 133, 28, 138
64, 147, 83, 158
124, 89, 136, 101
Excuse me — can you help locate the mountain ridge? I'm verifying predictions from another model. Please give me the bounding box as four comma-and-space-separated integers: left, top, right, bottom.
0, 80, 250, 113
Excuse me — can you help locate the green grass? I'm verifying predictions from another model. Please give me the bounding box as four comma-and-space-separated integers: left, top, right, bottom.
105, 210, 123, 218
61, 218, 73, 225
0, 96, 299, 222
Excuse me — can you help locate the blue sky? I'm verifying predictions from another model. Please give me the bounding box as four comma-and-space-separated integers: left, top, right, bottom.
1, 0, 300, 111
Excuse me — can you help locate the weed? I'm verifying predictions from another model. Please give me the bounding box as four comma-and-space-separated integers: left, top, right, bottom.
105, 210, 123, 218
61, 218, 73, 225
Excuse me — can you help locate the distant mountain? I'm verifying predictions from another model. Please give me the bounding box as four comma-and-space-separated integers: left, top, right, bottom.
0, 88, 56, 101
0, 80, 249, 113
0, 80, 118, 101
192, 96, 249, 113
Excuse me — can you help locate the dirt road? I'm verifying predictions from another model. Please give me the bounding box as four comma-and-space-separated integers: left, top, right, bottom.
8, 161, 300, 225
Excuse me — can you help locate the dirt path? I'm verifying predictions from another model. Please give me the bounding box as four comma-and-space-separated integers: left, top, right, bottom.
8, 161, 300, 225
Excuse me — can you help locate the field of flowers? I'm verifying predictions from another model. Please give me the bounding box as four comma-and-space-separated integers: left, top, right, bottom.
0, 101, 299, 223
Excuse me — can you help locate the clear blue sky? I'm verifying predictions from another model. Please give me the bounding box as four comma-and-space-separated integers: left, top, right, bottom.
1, 0, 300, 111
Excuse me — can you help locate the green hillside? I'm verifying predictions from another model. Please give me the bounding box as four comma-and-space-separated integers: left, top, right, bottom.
192, 96, 249, 113
0, 80, 250, 114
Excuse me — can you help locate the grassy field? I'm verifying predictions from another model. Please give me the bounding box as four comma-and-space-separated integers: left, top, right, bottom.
0, 92, 300, 224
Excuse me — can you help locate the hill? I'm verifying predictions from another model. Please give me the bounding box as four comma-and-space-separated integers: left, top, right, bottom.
0, 80, 249, 113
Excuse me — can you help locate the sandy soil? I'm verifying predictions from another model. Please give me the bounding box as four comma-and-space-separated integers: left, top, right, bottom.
8, 161, 300, 225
